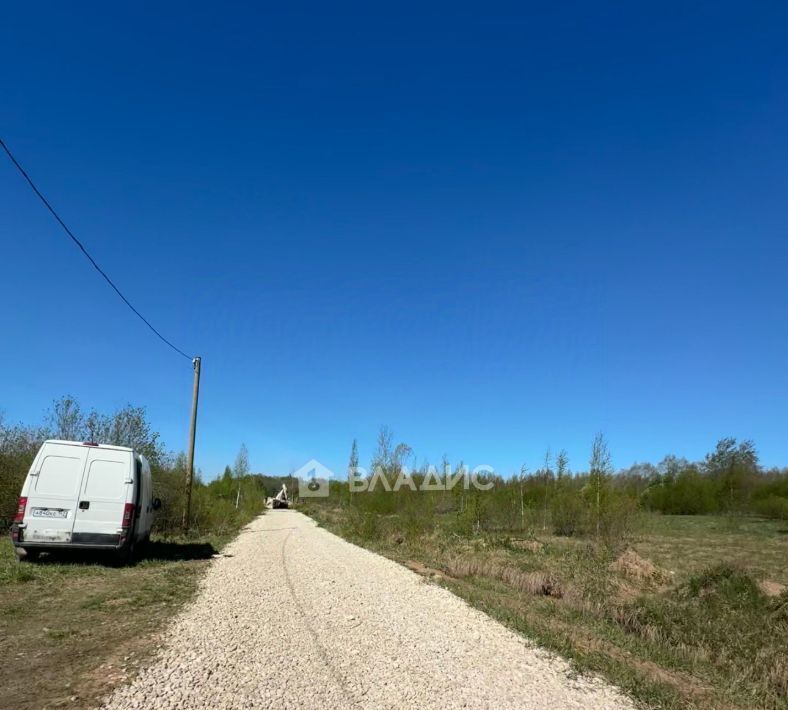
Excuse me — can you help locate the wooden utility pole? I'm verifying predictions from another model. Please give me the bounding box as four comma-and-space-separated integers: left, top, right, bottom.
182, 356, 202, 533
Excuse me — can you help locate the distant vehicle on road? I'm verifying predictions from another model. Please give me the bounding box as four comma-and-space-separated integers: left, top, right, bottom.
272, 483, 290, 509
10, 440, 161, 563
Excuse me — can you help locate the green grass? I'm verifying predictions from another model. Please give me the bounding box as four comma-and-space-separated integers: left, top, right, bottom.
0, 527, 248, 710
303, 505, 788, 710
634, 514, 788, 584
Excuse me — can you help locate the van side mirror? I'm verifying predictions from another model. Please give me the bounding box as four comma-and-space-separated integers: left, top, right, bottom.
151, 498, 162, 511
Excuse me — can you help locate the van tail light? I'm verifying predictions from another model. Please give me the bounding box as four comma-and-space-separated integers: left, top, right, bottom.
14, 497, 27, 523
119, 502, 135, 546
121, 503, 135, 529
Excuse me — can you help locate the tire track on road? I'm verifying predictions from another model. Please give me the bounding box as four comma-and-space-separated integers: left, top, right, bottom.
280, 527, 362, 708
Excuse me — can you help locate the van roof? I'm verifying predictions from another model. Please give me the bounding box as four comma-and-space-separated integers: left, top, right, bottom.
43, 439, 134, 453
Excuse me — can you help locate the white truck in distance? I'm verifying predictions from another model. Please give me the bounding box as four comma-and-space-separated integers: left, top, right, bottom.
11, 440, 160, 563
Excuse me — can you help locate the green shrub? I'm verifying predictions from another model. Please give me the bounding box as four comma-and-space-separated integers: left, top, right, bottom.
614, 564, 787, 704
550, 485, 584, 536
596, 489, 639, 545
0, 424, 40, 532
752, 495, 788, 520
342, 507, 380, 541
751, 477, 788, 520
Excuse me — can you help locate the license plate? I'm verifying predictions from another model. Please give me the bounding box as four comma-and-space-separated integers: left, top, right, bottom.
29, 529, 71, 543
30, 508, 69, 519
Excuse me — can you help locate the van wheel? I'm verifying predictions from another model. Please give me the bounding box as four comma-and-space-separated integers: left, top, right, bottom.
115, 542, 136, 567
15, 548, 39, 562
138, 535, 150, 558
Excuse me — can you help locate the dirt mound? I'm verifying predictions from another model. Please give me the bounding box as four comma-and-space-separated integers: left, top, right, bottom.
758, 580, 787, 598
608, 549, 666, 583
444, 556, 563, 598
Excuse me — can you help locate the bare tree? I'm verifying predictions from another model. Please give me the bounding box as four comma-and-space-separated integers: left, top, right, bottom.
542, 449, 552, 532
49, 396, 83, 441
348, 439, 359, 505
370, 425, 393, 474
518, 464, 528, 531
392, 442, 413, 472
589, 433, 613, 538
371, 426, 411, 484
234, 443, 249, 508
434, 453, 450, 508
83, 404, 165, 466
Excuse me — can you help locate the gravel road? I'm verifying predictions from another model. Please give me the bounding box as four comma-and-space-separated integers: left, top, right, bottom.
103, 510, 634, 709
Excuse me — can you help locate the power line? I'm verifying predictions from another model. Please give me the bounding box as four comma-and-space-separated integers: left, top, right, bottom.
0, 137, 193, 362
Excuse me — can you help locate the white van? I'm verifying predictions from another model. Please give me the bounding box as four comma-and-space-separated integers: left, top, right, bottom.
11, 440, 161, 563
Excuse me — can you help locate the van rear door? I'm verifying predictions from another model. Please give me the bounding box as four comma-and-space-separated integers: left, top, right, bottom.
24, 442, 89, 544
71, 447, 134, 547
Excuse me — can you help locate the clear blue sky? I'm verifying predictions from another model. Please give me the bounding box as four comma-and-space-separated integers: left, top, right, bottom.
2, 2, 787, 478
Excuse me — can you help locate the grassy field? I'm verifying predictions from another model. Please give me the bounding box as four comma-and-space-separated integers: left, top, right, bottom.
0, 532, 242, 710
303, 506, 788, 710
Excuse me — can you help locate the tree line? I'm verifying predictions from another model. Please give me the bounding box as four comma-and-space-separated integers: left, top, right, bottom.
306, 428, 788, 546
